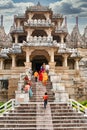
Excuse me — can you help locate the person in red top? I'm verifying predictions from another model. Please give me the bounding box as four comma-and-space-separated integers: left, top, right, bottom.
24, 75, 29, 85
38, 70, 43, 82
43, 92, 48, 108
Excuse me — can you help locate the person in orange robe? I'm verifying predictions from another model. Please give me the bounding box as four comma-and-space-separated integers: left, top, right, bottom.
42, 71, 48, 86
34, 71, 39, 82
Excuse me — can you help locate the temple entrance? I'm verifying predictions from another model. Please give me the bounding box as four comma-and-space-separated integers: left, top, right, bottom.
30, 49, 50, 72
32, 55, 48, 72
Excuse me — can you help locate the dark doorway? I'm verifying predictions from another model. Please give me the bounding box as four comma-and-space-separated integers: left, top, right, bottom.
32, 55, 48, 72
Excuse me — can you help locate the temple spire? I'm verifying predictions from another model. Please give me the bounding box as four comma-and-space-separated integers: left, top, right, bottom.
37, 1, 41, 6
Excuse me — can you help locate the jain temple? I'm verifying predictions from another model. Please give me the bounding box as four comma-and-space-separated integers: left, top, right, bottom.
0, 2, 87, 102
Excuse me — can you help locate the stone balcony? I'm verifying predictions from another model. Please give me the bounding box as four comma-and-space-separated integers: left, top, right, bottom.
24, 36, 59, 47
55, 26, 68, 34
24, 19, 54, 27
10, 26, 24, 33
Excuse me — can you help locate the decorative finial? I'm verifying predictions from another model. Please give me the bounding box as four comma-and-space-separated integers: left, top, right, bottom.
65, 16, 67, 26
1, 15, 3, 27
76, 16, 78, 27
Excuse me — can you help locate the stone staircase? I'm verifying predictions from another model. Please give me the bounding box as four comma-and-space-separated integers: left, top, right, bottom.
0, 77, 87, 129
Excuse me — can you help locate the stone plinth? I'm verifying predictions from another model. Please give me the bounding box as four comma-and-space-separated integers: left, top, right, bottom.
18, 80, 24, 91
50, 75, 61, 83
24, 62, 31, 69
51, 82, 69, 103
54, 91, 69, 103
15, 91, 29, 104
52, 83, 65, 91
49, 62, 56, 74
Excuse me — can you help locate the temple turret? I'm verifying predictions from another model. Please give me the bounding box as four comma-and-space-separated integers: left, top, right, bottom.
70, 24, 83, 48
82, 26, 87, 48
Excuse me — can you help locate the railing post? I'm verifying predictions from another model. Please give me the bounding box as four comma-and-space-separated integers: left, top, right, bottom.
69, 100, 72, 107
85, 108, 87, 115
4, 103, 7, 112
77, 104, 80, 113
12, 99, 15, 110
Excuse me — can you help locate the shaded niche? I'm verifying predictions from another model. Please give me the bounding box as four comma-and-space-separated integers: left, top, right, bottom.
32, 14, 46, 20
0, 79, 9, 89
53, 35, 61, 43
32, 30, 47, 37
55, 56, 63, 66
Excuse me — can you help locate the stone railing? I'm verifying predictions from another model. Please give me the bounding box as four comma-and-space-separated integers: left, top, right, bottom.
14, 14, 25, 19
24, 36, 58, 46
55, 26, 68, 33
10, 26, 24, 33
0, 99, 16, 115
50, 73, 69, 103
68, 99, 87, 115
52, 14, 63, 18
24, 19, 54, 27
27, 36, 53, 42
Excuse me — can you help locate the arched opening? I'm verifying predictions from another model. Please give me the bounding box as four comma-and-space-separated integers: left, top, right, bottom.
32, 55, 48, 72
30, 49, 50, 72
32, 30, 47, 37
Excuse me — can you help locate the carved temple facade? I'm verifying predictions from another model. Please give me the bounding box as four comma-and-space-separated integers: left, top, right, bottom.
0, 3, 87, 101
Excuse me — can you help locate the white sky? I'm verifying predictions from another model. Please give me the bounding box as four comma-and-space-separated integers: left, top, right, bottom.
0, 0, 87, 34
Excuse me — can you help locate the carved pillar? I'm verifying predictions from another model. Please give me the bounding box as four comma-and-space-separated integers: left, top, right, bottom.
0, 58, 4, 69
60, 34, 64, 43
45, 29, 52, 37
11, 54, 16, 68
57, 20, 61, 28
17, 19, 20, 28
14, 34, 18, 43
74, 58, 79, 70
26, 30, 30, 42
28, 13, 33, 20
62, 54, 68, 67
24, 48, 32, 69
48, 48, 56, 74
44, 13, 50, 20
26, 51, 30, 62
50, 49, 54, 62
26, 29, 33, 42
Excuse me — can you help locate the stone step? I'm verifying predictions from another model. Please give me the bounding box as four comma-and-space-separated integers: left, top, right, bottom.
0, 119, 87, 123
53, 127, 87, 130
51, 115, 87, 119
0, 123, 54, 128
11, 108, 74, 113
0, 116, 36, 120
52, 119, 87, 123
0, 127, 87, 130
52, 123, 87, 127
0, 127, 53, 130
6, 111, 81, 116
0, 123, 87, 127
